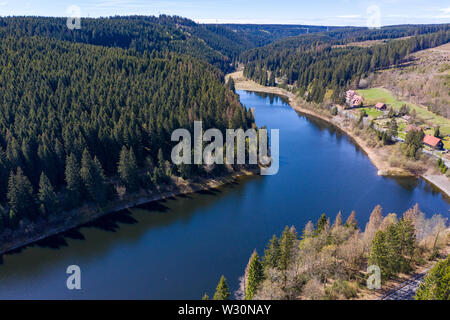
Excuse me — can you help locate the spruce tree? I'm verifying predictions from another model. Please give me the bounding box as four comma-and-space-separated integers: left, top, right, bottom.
245, 251, 264, 300
80, 149, 107, 204
213, 275, 230, 300
65, 153, 83, 205
369, 230, 391, 280
118, 146, 139, 193
278, 226, 296, 271
7, 167, 36, 222
38, 172, 58, 216
316, 213, 329, 234
262, 234, 280, 270
268, 72, 276, 86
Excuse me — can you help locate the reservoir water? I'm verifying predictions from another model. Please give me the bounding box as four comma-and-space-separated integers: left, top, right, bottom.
0, 90, 448, 299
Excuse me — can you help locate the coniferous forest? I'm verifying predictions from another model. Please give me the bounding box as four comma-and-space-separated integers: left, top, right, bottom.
241, 25, 449, 103
0, 17, 261, 231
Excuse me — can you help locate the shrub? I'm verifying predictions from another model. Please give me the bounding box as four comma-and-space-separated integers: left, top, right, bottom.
325, 280, 357, 300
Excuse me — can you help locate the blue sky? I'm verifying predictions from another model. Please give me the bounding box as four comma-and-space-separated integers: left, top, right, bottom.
1, 0, 449, 26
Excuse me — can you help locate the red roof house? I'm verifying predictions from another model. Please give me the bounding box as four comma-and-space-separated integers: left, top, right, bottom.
374, 102, 387, 110
423, 135, 444, 150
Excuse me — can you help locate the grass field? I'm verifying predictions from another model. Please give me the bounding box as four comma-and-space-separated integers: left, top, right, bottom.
359, 107, 384, 119
358, 88, 450, 149
358, 88, 450, 137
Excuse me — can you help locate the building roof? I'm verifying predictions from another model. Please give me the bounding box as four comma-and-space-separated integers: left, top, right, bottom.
352, 96, 363, 106
423, 135, 442, 147
375, 102, 386, 109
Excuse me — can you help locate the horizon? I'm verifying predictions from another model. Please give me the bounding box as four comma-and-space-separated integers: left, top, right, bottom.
2, 13, 449, 28
0, 0, 449, 27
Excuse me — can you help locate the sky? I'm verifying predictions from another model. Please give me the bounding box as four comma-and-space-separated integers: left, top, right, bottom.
0, 0, 449, 26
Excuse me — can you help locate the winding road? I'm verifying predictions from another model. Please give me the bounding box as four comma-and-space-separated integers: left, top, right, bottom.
379, 271, 428, 300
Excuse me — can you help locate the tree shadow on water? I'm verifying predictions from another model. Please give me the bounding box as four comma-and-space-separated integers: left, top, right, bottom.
35, 234, 69, 249
82, 210, 138, 232
135, 200, 170, 213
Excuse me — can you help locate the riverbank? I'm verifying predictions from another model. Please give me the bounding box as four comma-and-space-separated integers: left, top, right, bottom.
0, 168, 257, 255
227, 71, 450, 198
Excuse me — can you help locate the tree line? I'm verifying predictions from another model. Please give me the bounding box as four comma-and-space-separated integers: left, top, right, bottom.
207, 204, 448, 300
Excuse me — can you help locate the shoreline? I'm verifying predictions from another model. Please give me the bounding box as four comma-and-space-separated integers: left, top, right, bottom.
227, 71, 450, 199
0, 168, 257, 255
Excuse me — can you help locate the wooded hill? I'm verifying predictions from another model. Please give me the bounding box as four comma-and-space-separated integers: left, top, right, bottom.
0, 16, 327, 73
0, 15, 359, 230
0, 31, 254, 230
240, 25, 450, 103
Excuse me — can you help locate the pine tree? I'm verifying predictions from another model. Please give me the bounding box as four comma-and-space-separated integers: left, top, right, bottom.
369, 230, 391, 280
245, 250, 264, 300
202, 293, 209, 300
80, 149, 107, 204
226, 77, 235, 92
316, 213, 329, 234
213, 275, 230, 300
65, 153, 83, 205
38, 172, 58, 216
262, 234, 280, 270
268, 72, 276, 86
118, 146, 139, 193
278, 226, 297, 271
7, 167, 36, 222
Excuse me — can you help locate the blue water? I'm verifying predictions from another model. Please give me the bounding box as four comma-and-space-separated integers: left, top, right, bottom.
0, 90, 447, 299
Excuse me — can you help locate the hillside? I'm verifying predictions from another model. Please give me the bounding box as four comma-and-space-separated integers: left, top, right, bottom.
239, 25, 449, 103
0, 15, 245, 73
372, 42, 450, 118
0, 33, 254, 231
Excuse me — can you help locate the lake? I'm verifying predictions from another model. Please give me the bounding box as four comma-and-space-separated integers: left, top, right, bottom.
0, 90, 448, 299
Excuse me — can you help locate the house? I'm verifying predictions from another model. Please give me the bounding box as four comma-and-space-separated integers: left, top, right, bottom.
423, 135, 444, 150
374, 102, 387, 111
346, 90, 356, 103
345, 90, 363, 108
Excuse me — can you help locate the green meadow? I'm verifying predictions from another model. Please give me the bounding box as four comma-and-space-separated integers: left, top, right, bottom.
358, 88, 450, 148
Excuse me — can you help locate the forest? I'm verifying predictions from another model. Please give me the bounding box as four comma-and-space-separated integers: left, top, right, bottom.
0, 32, 255, 231
0, 16, 324, 73
241, 25, 449, 103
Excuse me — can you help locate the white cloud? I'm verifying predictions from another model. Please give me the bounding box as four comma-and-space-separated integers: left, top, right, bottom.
337, 15, 361, 19
0, 1, 8, 6
436, 7, 450, 18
